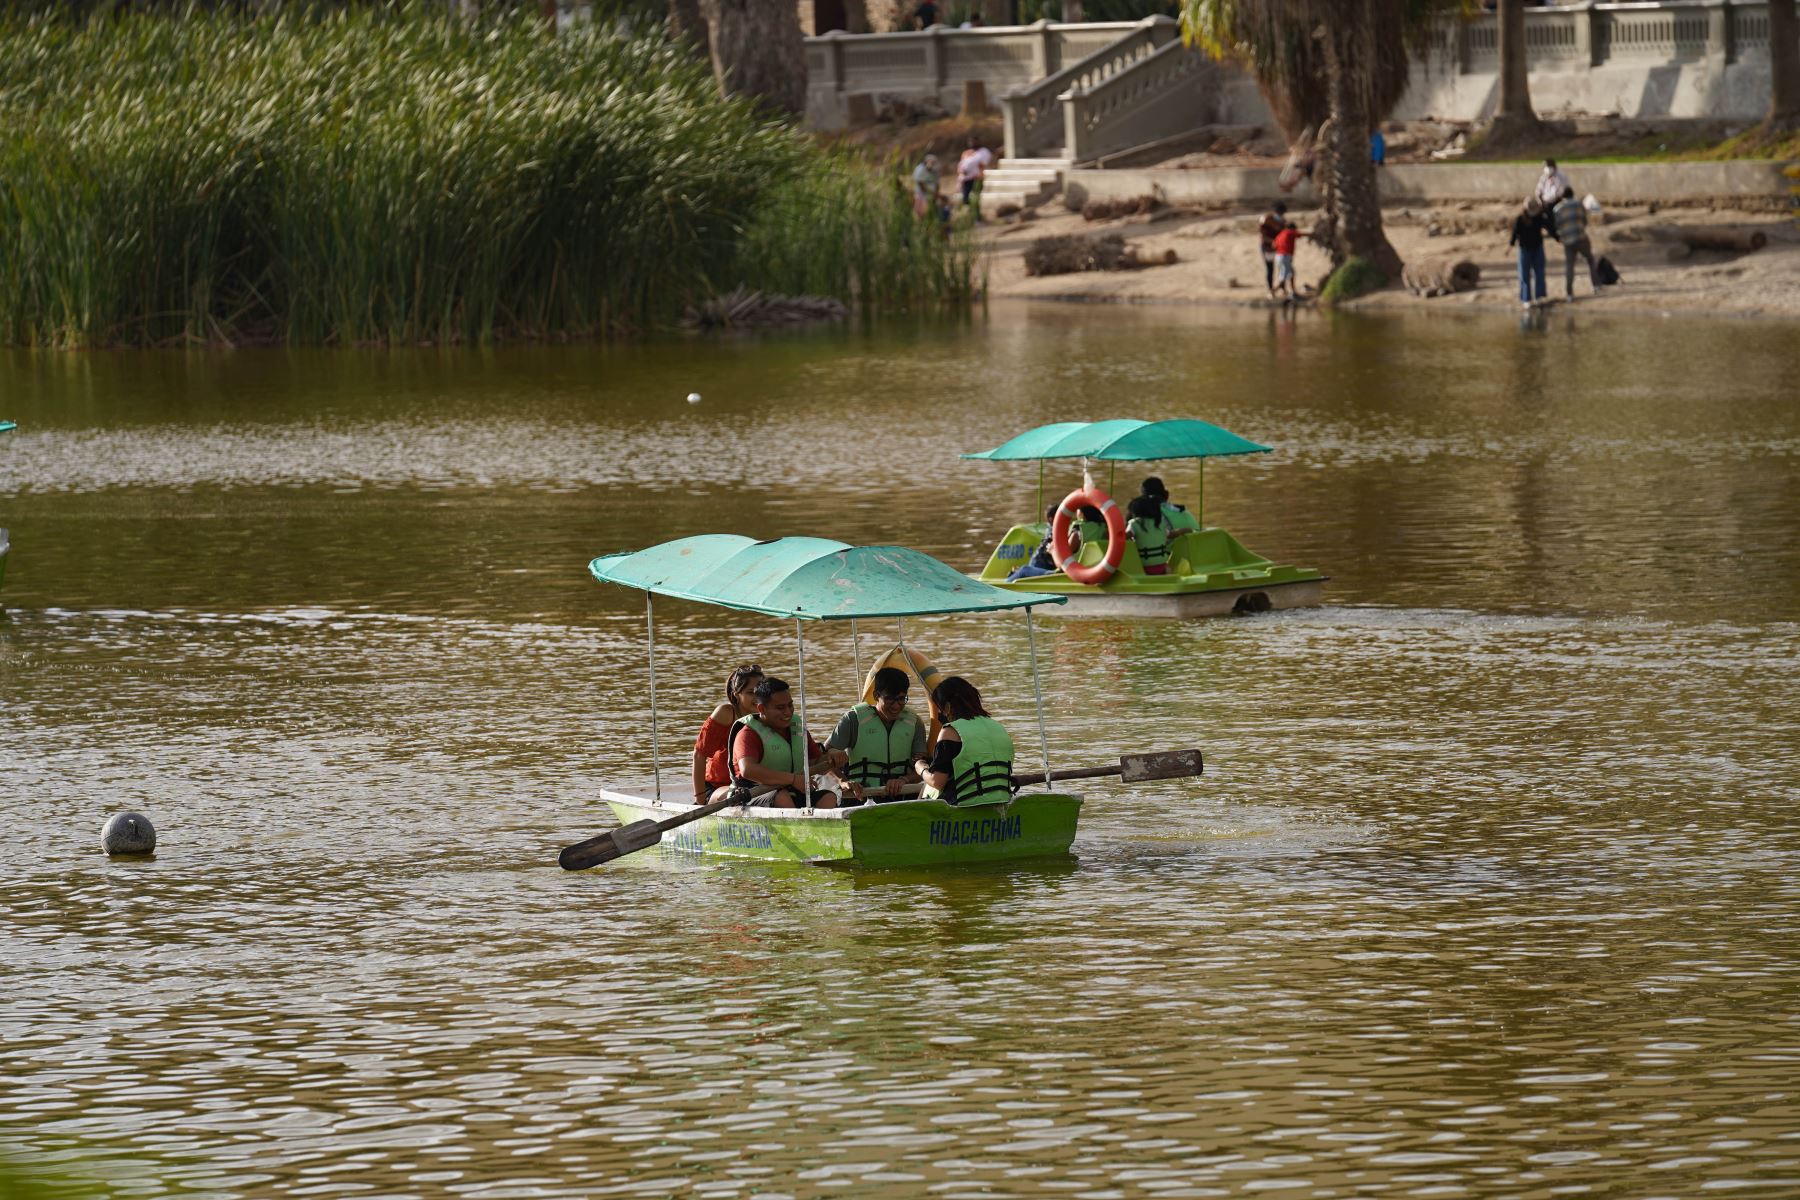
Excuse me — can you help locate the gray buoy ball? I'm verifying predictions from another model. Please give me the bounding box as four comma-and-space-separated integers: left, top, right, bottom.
102, 811, 156, 856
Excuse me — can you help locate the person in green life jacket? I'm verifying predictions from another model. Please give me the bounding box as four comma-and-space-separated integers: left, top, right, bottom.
1141, 476, 1200, 533
825, 666, 927, 803
730, 676, 856, 808
914, 676, 1014, 808
1126, 494, 1172, 576
1071, 503, 1109, 558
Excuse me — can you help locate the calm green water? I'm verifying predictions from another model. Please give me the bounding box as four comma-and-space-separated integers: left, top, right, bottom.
2, 304, 1797, 1198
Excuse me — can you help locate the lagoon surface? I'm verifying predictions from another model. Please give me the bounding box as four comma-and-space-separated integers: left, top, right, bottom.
3, 304, 1798, 1198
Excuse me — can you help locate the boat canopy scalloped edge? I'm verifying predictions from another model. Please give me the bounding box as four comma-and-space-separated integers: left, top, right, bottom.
588, 535, 1066, 621
961, 418, 1271, 462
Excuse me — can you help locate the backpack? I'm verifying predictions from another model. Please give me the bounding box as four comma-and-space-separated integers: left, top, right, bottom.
1595, 256, 1621, 286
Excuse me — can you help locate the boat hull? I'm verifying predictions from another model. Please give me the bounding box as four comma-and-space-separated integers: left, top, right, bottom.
1029, 577, 1323, 618
600, 788, 1082, 868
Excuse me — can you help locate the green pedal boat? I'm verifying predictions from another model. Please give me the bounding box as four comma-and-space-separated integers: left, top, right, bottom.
563, 534, 1085, 871
966, 419, 1326, 617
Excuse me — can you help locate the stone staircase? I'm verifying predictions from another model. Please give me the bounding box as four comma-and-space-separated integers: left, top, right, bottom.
980, 158, 1073, 215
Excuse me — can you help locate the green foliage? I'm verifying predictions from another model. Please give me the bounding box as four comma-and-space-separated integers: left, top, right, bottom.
1318, 255, 1385, 304
0, 5, 968, 347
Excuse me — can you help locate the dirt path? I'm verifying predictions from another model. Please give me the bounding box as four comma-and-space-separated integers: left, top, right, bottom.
980, 201, 1800, 320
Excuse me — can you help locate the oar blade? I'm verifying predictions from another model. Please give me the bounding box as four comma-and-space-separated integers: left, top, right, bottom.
1120, 748, 1204, 782
558, 819, 663, 871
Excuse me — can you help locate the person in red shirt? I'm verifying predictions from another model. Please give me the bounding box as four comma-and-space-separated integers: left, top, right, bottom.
731, 677, 857, 808
692, 663, 762, 804
1272, 221, 1300, 299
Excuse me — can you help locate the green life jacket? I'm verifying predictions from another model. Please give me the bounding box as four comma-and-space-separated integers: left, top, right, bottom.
730, 714, 804, 784
1128, 516, 1171, 566
845, 702, 921, 787
920, 716, 1014, 808
1161, 502, 1200, 533
1074, 518, 1108, 549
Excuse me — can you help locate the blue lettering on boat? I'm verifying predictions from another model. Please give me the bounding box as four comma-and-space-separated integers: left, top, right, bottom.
717, 822, 772, 850
998, 544, 1026, 561
927, 814, 1023, 846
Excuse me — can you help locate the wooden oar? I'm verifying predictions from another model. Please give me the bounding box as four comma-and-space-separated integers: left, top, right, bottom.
1010, 748, 1202, 788
559, 791, 760, 871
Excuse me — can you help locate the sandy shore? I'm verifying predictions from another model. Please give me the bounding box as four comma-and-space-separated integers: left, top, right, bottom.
980, 199, 1800, 320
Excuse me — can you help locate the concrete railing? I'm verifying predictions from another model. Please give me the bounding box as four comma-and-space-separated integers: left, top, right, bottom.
805, 20, 1144, 128
1064, 37, 1225, 163
1000, 17, 1180, 158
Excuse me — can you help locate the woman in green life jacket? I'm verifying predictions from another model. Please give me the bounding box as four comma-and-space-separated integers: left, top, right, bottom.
1142, 475, 1200, 533
826, 666, 927, 802
1126, 493, 1172, 576
914, 676, 1015, 808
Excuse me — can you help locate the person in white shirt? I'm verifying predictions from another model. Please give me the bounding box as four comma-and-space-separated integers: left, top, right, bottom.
1535, 158, 1572, 209
956, 138, 994, 217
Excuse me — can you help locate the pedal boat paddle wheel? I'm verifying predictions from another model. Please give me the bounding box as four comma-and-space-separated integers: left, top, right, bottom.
967, 419, 1326, 618
565, 535, 1085, 869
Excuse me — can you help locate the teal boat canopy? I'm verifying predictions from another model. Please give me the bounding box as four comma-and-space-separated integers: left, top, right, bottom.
589, 535, 1066, 621
962, 418, 1270, 462
0, 421, 15, 433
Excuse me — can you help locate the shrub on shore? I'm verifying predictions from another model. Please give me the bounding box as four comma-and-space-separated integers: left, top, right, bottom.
0, 6, 973, 347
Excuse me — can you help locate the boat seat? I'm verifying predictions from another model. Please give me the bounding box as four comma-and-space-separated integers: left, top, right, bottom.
1166, 529, 1273, 579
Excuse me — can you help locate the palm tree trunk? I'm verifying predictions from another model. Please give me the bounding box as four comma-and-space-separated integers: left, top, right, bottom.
1769, 0, 1800, 131
1319, 34, 1401, 281
702, 0, 806, 118
1490, 0, 1541, 139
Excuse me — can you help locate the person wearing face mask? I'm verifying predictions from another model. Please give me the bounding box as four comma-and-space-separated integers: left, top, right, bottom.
826, 667, 927, 803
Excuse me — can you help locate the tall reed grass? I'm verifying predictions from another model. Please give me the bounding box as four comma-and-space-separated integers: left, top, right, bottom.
0, 5, 974, 347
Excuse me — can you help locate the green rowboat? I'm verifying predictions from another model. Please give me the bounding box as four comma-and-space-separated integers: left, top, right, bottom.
572, 535, 1081, 869
600, 789, 1082, 867
965, 419, 1325, 617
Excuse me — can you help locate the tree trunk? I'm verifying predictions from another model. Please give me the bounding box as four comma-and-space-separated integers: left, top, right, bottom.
1769, 0, 1800, 131
1319, 35, 1402, 281
668, 0, 712, 61
702, 0, 806, 118
1489, 0, 1542, 139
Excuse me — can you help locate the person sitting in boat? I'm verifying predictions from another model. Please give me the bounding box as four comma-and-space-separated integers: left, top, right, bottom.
1072, 504, 1109, 557
1126, 494, 1172, 576
730, 676, 853, 808
1142, 476, 1200, 533
826, 667, 926, 803
1005, 504, 1059, 582
692, 663, 762, 804
913, 676, 1014, 808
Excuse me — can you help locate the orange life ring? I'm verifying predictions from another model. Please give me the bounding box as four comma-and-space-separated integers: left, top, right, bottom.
1050, 486, 1128, 585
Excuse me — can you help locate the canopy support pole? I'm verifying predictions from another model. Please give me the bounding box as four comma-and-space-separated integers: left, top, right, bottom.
896, 617, 904, 648
1108, 461, 1116, 496
1026, 606, 1052, 793
850, 619, 862, 689
1036, 460, 1045, 520
1196, 460, 1205, 527
795, 618, 812, 811
645, 592, 661, 801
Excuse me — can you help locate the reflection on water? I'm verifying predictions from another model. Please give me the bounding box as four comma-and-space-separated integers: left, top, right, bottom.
2, 304, 1797, 1197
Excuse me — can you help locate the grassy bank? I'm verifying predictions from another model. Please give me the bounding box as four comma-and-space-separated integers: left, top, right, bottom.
0, 6, 975, 347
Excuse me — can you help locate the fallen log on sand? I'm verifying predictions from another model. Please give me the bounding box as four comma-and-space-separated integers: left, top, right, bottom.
1401, 256, 1481, 297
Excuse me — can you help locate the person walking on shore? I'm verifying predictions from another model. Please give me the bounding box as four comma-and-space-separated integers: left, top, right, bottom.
956, 137, 993, 218
1552, 185, 1599, 300
1509, 198, 1553, 309
1258, 201, 1288, 296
